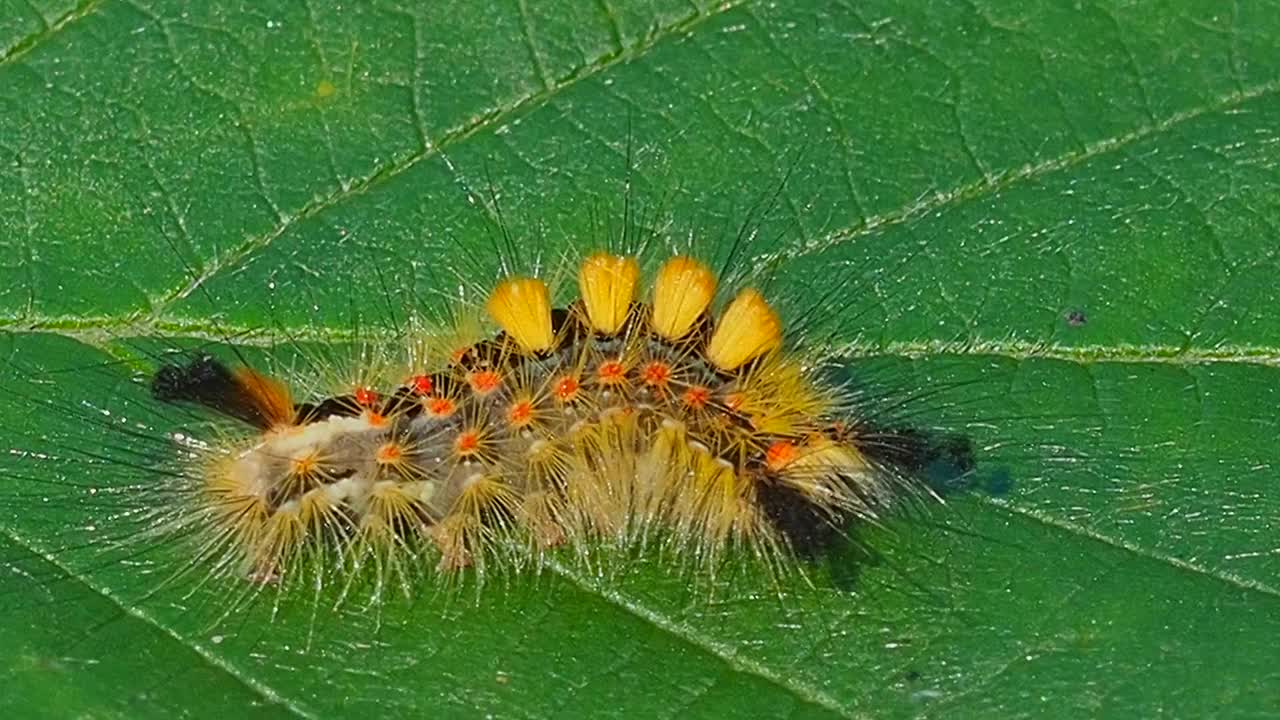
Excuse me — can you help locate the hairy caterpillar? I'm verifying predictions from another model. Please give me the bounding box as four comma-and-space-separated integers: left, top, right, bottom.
143, 248, 974, 593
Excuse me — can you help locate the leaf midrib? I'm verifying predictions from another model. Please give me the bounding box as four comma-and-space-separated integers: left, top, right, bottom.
4, 322, 1279, 370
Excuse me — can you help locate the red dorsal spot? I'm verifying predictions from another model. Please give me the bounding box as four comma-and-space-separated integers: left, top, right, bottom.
825, 421, 850, 443
428, 398, 456, 417
508, 400, 534, 426
468, 370, 502, 395
354, 387, 378, 407
290, 453, 317, 476
642, 361, 671, 387
455, 430, 480, 455
553, 376, 580, 402
411, 375, 434, 395
765, 440, 797, 471
682, 386, 710, 409
597, 360, 626, 384
376, 442, 402, 464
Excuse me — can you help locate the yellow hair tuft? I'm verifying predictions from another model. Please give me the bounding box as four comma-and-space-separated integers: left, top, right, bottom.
705, 288, 782, 371
651, 256, 716, 340
578, 253, 639, 335
486, 277, 554, 353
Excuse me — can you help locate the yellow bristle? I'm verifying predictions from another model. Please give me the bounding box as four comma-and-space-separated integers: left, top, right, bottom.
651, 256, 717, 340
260, 506, 306, 566
430, 515, 476, 571
519, 490, 567, 549
728, 362, 827, 436
486, 277, 554, 353
705, 288, 782, 371
298, 487, 340, 534
579, 253, 639, 334
363, 482, 428, 537
781, 439, 871, 512
563, 419, 645, 539
791, 438, 867, 477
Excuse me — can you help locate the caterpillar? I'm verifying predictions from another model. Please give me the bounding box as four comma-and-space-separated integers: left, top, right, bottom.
141, 248, 974, 592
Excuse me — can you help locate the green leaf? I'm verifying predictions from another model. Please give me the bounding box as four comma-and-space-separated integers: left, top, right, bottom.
2, 1, 1278, 718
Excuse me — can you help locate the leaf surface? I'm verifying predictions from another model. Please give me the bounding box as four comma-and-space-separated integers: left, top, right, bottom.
1, 1, 1278, 718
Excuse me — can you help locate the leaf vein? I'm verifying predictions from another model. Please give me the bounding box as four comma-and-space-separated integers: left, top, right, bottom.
8, 320, 1280, 370
145, 0, 751, 319
0, 0, 104, 69
0, 526, 320, 719
777, 77, 1280, 264
984, 498, 1280, 599
544, 559, 862, 720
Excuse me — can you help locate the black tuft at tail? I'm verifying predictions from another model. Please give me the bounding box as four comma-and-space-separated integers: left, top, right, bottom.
854, 427, 975, 478
152, 354, 279, 429
755, 475, 845, 557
